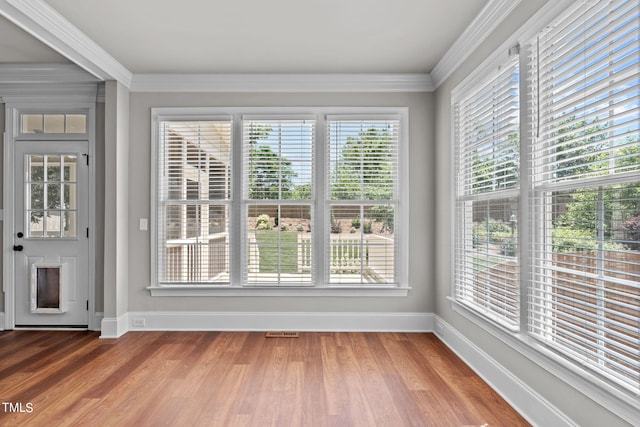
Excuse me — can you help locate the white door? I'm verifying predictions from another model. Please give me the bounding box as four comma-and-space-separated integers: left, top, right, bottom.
13, 140, 89, 327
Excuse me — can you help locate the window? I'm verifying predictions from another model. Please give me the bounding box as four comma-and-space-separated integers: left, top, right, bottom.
157, 119, 232, 284
152, 108, 408, 292
528, 0, 640, 393
327, 117, 400, 284
453, 0, 639, 397
243, 118, 314, 285
454, 54, 521, 330
21, 113, 87, 134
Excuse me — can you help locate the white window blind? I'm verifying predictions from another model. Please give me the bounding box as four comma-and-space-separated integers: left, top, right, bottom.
327, 117, 399, 284
528, 0, 640, 393
454, 55, 521, 330
242, 118, 314, 285
157, 119, 232, 284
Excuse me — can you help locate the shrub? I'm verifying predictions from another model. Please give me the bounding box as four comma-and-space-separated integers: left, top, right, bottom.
256, 214, 272, 230
623, 213, 640, 249
552, 227, 627, 252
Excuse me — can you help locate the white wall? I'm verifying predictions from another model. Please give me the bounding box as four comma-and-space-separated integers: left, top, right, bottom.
434, 1, 634, 425
125, 91, 434, 315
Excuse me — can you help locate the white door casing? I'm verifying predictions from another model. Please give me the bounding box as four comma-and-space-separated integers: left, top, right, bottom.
3, 101, 97, 330
13, 141, 89, 327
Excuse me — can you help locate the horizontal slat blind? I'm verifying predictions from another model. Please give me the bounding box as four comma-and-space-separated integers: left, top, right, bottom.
532, 0, 640, 185
242, 119, 314, 285
158, 119, 232, 284
327, 118, 399, 284
528, 0, 640, 394
454, 56, 520, 330
243, 119, 314, 200
456, 56, 520, 196
328, 118, 399, 201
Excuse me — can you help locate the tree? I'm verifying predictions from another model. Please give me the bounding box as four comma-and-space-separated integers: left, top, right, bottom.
470, 131, 519, 194
551, 123, 640, 251
246, 124, 298, 200
331, 127, 394, 200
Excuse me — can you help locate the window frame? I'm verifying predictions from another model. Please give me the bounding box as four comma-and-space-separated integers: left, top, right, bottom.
149, 107, 410, 297
450, 0, 640, 417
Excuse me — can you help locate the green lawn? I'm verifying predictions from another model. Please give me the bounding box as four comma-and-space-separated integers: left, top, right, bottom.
255, 231, 299, 273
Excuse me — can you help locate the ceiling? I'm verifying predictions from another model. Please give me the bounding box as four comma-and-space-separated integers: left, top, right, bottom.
0, 0, 489, 76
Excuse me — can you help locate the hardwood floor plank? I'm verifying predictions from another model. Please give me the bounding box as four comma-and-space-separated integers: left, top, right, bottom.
0, 330, 530, 426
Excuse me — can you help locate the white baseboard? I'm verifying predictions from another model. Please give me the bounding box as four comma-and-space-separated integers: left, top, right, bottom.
100, 312, 129, 338
125, 311, 433, 333
433, 316, 574, 427
0, 312, 4, 331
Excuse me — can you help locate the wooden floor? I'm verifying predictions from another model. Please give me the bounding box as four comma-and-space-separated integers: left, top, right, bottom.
0, 331, 529, 426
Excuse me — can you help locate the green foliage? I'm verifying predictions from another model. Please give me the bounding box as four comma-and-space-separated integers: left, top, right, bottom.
370, 205, 394, 233
331, 127, 394, 200
554, 116, 608, 179
471, 132, 519, 194
623, 213, 640, 250
248, 144, 297, 200
473, 219, 517, 254
552, 227, 626, 252
290, 183, 311, 200
256, 214, 272, 230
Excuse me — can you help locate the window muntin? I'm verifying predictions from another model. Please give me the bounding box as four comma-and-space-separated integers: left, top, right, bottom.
26, 154, 78, 239
327, 118, 400, 284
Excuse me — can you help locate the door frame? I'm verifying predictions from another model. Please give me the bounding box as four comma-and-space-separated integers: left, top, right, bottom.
3, 100, 97, 330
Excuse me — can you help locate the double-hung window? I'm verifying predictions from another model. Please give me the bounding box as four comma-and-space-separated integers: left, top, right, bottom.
243, 117, 314, 285
454, 0, 639, 398
155, 118, 232, 284
327, 117, 400, 285
152, 108, 408, 292
528, 0, 640, 393
454, 54, 521, 330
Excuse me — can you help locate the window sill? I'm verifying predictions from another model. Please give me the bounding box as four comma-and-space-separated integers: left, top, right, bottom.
147, 285, 411, 297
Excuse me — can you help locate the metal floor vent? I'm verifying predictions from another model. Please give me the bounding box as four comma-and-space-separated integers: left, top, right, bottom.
265, 331, 299, 338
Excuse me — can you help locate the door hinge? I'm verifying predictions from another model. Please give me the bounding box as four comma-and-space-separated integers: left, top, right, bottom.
86, 228, 89, 238
86, 300, 89, 310
83, 153, 89, 166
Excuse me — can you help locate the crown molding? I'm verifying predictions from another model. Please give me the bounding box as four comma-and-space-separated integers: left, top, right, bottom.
130, 73, 434, 93
0, 0, 132, 86
430, 0, 522, 89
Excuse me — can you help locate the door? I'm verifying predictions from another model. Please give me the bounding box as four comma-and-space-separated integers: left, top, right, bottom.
13, 140, 89, 327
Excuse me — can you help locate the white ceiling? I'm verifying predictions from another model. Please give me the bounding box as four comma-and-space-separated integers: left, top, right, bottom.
1, 0, 489, 76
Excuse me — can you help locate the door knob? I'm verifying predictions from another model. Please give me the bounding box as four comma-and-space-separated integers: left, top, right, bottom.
13, 245, 23, 251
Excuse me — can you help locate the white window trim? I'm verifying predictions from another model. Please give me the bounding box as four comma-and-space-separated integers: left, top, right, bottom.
149, 107, 410, 297
449, 0, 640, 422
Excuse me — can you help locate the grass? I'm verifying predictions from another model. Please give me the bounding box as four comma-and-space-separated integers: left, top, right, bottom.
255, 231, 299, 273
